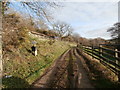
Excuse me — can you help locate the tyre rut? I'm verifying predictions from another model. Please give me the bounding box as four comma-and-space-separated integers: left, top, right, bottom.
32, 47, 94, 88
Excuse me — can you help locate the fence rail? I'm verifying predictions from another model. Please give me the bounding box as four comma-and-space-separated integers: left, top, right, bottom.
79, 44, 120, 82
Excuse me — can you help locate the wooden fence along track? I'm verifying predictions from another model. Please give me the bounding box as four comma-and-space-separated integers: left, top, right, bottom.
79, 44, 120, 82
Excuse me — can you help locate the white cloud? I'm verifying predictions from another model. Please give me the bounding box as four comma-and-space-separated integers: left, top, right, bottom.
84, 27, 111, 39
53, 2, 117, 22
51, 2, 118, 39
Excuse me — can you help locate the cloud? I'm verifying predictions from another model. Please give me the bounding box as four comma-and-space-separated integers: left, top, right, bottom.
53, 2, 118, 24
51, 2, 118, 39
84, 27, 111, 39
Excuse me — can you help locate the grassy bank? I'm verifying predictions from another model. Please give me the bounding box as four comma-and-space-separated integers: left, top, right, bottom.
2, 36, 76, 88
80, 50, 120, 88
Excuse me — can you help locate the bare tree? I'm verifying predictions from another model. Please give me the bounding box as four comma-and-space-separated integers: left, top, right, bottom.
53, 22, 73, 37
2, 1, 59, 29
20, 1, 60, 25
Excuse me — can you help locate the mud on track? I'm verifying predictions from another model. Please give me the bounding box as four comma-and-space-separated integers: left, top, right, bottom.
32, 48, 94, 88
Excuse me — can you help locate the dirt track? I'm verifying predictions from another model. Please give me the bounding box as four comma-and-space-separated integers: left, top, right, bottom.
32, 47, 94, 88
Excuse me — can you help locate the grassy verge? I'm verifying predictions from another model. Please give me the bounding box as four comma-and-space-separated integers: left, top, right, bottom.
2, 36, 76, 88
80, 50, 120, 88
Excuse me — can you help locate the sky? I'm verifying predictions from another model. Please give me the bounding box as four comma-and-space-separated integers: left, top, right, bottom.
51, 2, 118, 39
7, 0, 119, 40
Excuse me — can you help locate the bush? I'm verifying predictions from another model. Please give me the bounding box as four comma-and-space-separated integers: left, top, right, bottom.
3, 14, 29, 51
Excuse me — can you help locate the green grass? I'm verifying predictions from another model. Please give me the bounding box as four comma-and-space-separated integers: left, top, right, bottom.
2, 36, 76, 88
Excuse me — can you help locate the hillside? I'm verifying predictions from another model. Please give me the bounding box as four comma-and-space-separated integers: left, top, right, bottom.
2, 31, 76, 88
1, 13, 77, 88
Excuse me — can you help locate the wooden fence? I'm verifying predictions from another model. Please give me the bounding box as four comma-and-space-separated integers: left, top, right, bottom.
79, 44, 120, 82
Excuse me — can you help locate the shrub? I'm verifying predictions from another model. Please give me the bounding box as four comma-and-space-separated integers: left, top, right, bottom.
3, 14, 29, 51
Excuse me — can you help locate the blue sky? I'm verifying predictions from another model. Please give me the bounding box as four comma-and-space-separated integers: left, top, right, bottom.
51, 2, 118, 39
8, 1, 118, 39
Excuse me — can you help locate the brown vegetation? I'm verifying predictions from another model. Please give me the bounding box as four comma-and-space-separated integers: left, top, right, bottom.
2, 14, 30, 52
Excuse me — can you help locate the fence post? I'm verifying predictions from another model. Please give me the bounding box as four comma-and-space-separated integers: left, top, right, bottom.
99, 44, 100, 59
99, 45, 103, 62
115, 49, 118, 64
92, 45, 94, 59
100, 45, 103, 56
115, 49, 120, 82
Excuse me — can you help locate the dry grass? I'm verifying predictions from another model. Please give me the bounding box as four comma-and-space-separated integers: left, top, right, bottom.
2, 35, 76, 88
79, 50, 120, 88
